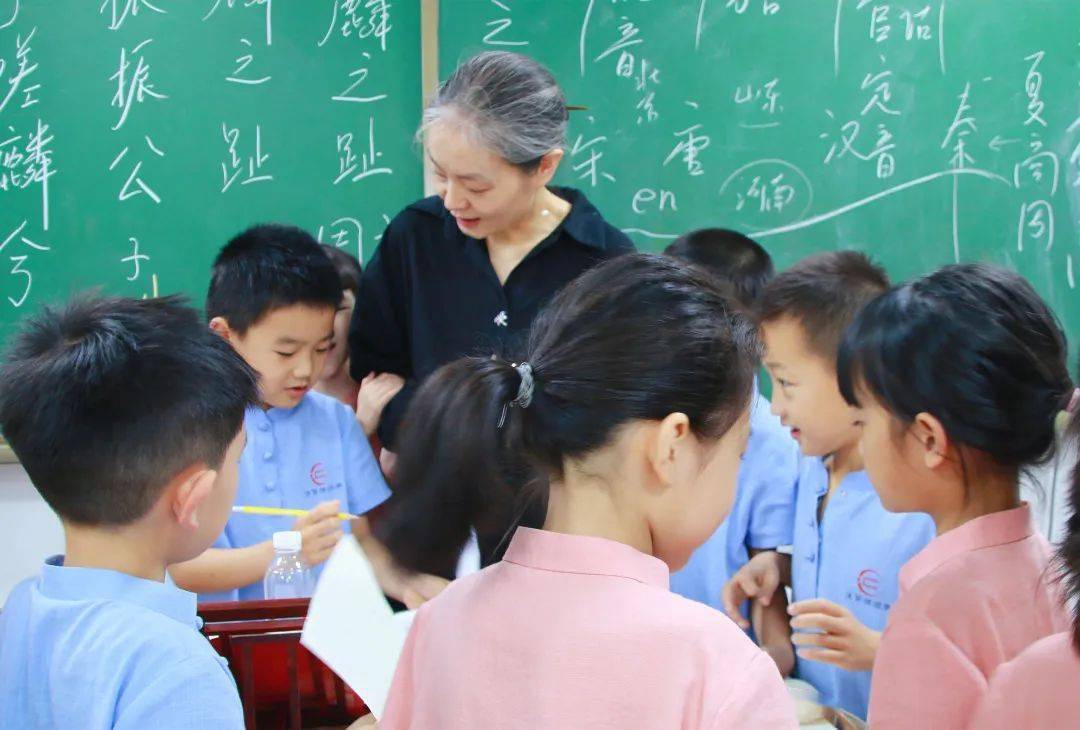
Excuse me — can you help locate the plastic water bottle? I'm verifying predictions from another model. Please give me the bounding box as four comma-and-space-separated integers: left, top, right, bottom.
263, 531, 313, 599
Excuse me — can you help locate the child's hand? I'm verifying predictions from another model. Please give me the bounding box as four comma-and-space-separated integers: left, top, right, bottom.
722, 550, 784, 629
400, 572, 451, 610
291, 500, 343, 567
356, 372, 405, 437
376, 561, 449, 610
357, 526, 451, 608
379, 448, 398, 481
788, 598, 881, 671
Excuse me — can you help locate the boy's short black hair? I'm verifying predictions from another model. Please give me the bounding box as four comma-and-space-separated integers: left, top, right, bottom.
206, 224, 343, 334
0, 295, 258, 526
664, 228, 774, 308
758, 250, 889, 361
321, 244, 363, 298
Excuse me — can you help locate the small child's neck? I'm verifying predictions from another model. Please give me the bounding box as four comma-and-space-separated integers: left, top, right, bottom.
931, 472, 1021, 536
543, 479, 654, 558
828, 440, 864, 480
62, 521, 169, 583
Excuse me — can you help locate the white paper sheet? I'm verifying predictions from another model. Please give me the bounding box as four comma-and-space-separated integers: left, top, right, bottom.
300, 536, 414, 720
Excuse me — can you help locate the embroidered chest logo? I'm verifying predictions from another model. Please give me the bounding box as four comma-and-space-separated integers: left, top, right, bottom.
846, 567, 893, 613
305, 462, 343, 497
856, 568, 880, 597
493, 310, 509, 327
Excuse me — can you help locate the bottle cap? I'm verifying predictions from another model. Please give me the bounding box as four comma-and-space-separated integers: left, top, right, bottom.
272, 531, 302, 551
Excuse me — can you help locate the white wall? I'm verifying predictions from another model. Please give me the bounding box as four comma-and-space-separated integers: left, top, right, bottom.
2, 463, 63, 601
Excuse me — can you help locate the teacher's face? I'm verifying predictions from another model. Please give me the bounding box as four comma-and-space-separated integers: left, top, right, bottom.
427, 121, 560, 240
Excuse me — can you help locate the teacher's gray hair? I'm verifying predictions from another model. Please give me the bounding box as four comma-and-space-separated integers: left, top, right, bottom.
420, 51, 568, 173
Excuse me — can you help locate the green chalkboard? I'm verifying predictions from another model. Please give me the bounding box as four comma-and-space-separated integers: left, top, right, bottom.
0, 1, 421, 341
441, 0, 1079, 352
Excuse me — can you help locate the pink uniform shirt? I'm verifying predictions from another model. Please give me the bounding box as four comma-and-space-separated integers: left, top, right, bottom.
382, 527, 796, 729
868, 504, 1067, 729
970, 631, 1080, 729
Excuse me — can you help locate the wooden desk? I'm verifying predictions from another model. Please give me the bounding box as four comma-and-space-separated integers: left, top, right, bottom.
199, 598, 368, 730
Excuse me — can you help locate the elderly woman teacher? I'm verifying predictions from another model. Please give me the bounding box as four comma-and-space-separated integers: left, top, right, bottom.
349, 51, 633, 557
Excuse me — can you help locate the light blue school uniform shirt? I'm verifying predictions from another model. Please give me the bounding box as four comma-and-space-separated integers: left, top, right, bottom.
670, 390, 800, 613
204, 391, 391, 602
790, 457, 935, 720
0, 557, 243, 729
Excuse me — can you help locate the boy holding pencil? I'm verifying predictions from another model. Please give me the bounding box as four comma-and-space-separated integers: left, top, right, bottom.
171, 225, 448, 607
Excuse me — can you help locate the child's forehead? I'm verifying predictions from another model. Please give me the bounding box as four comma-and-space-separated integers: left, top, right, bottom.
762, 317, 816, 356
247, 303, 335, 340
762, 319, 842, 376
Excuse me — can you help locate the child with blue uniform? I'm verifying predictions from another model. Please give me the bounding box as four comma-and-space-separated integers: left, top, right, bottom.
722, 252, 935, 720
0, 295, 258, 728
204, 392, 391, 601
786, 455, 933, 716
170, 225, 447, 607
664, 229, 800, 674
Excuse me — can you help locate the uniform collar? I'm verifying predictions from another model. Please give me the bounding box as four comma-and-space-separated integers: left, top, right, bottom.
503, 527, 669, 588
40, 555, 200, 629
900, 504, 1034, 591
247, 394, 310, 425
807, 457, 875, 496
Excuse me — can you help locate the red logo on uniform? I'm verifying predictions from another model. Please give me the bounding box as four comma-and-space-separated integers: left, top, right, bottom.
309, 463, 327, 486
857, 569, 881, 597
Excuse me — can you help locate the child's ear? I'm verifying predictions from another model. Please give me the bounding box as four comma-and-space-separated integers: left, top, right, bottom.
647, 413, 692, 490
171, 466, 219, 530
208, 316, 233, 342
912, 412, 949, 470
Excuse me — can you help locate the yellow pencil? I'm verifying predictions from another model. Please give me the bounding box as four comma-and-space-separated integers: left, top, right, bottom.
231, 505, 359, 520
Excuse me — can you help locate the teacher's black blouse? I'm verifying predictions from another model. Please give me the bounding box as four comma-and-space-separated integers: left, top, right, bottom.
349, 186, 634, 449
